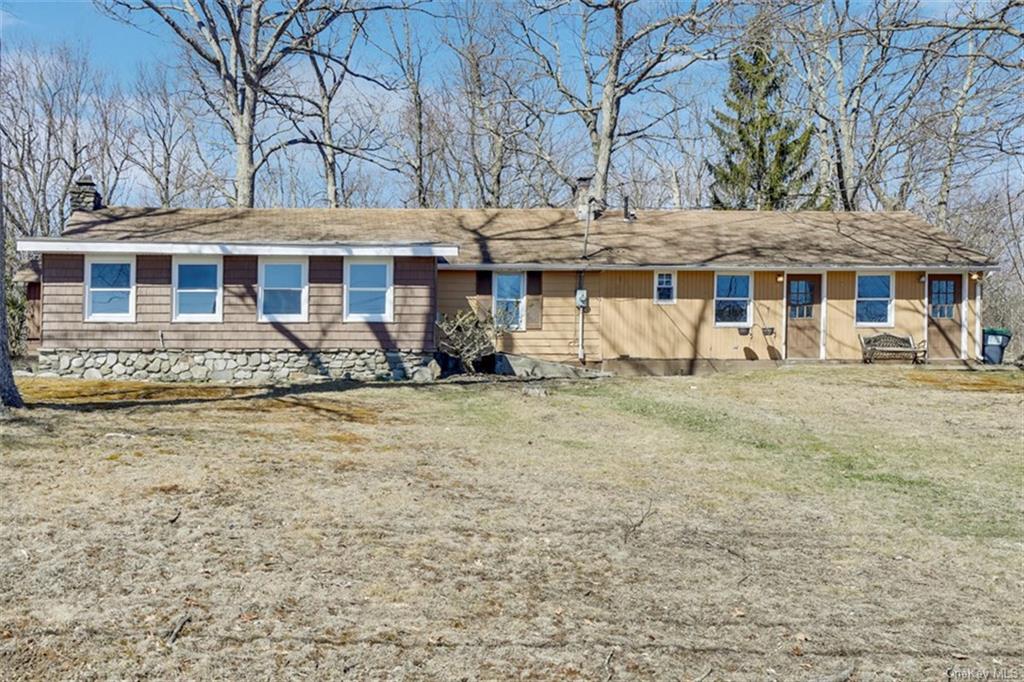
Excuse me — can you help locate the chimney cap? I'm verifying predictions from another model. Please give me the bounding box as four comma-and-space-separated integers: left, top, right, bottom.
76, 175, 96, 184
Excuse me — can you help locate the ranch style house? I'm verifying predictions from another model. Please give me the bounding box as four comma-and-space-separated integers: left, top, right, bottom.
15, 177, 997, 382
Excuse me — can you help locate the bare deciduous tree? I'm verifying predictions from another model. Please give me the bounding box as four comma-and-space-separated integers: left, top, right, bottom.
129, 64, 220, 207
510, 0, 726, 210
0, 42, 133, 237
101, 0, 396, 207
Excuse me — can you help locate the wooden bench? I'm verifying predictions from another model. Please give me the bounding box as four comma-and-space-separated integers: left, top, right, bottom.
859, 333, 927, 364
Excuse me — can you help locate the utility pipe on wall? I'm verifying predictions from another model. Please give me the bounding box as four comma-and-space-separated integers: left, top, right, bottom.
576, 270, 587, 364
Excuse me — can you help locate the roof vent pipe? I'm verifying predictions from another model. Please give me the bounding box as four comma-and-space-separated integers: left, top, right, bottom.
623, 196, 636, 221
581, 197, 595, 260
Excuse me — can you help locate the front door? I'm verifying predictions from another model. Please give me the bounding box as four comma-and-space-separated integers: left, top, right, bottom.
786, 274, 822, 359
928, 275, 962, 358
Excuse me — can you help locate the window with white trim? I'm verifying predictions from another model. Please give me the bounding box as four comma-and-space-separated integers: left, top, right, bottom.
173, 256, 222, 322
493, 272, 526, 330
654, 271, 676, 304
258, 258, 307, 322
855, 273, 893, 326
714, 273, 752, 325
85, 256, 134, 321
344, 257, 393, 322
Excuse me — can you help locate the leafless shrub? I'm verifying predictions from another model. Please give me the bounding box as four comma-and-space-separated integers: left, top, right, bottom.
436, 309, 498, 374
622, 500, 656, 545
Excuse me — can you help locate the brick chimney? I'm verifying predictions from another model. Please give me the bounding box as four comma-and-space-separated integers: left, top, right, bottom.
574, 176, 603, 221
69, 176, 102, 212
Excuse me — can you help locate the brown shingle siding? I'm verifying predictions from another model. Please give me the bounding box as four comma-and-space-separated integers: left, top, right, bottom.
223, 256, 257, 285
309, 256, 343, 284
41, 255, 437, 352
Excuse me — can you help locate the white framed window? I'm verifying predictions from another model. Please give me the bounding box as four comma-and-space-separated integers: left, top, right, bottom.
855, 272, 894, 326
654, 271, 676, 304
172, 256, 222, 322
84, 255, 135, 322
344, 257, 393, 322
492, 271, 526, 331
714, 272, 752, 326
258, 257, 308, 323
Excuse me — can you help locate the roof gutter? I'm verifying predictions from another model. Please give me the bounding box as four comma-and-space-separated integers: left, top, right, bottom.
16, 238, 459, 258
438, 262, 1000, 272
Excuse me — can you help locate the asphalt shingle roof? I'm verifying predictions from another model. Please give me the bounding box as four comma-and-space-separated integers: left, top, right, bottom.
60, 207, 996, 268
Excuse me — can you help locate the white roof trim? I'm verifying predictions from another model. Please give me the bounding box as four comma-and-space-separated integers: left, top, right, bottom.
438, 262, 998, 272
16, 239, 459, 258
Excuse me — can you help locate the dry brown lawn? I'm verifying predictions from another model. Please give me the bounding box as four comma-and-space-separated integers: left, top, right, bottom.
1, 367, 1022, 680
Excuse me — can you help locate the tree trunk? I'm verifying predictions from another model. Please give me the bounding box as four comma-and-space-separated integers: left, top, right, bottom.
0, 162, 26, 408
412, 88, 428, 208
321, 100, 339, 208
234, 118, 254, 205
937, 35, 976, 230
588, 4, 625, 209
234, 100, 256, 208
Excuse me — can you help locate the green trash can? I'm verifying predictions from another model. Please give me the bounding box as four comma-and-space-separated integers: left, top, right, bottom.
982, 327, 1012, 364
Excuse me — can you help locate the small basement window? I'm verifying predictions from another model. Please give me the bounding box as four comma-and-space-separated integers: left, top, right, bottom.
714, 272, 751, 326
259, 258, 307, 322
85, 256, 135, 321
856, 273, 893, 326
493, 272, 526, 330
345, 257, 393, 322
173, 257, 222, 322
654, 271, 676, 304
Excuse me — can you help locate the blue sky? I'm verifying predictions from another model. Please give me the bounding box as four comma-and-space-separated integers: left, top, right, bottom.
1, 1, 174, 74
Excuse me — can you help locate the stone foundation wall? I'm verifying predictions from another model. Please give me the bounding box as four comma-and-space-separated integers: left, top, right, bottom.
38, 348, 437, 383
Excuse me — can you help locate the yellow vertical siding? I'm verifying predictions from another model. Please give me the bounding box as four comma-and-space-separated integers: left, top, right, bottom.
436, 267, 974, 363
825, 271, 926, 360
598, 270, 784, 360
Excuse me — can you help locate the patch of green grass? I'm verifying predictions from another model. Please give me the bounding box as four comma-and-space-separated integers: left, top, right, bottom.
844, 470, 938, 490
824, 451, 940, 492
606, 390, 795, 453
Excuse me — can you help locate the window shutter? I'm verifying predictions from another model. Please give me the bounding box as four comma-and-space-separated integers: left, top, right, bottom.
526, 271, 543, 330
474, 270, 492, 319
475, 270, 492, 295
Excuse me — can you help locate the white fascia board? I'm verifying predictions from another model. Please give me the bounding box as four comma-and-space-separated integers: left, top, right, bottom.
438, 262, 998, 272
17, 239, 459, 258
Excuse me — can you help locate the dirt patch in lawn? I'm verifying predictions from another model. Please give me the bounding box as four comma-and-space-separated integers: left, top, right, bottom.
1, 367, 1021, 680
907, 369, 1023, 393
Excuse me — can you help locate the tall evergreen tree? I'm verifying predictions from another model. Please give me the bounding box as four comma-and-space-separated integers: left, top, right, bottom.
706, 26, 818, 210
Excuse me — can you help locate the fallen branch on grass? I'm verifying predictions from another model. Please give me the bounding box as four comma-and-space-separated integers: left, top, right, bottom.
166, 613, 191, 645
704, 539, 747, 562
808, 664, 855, 682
